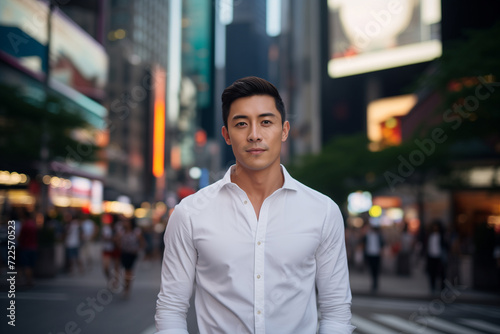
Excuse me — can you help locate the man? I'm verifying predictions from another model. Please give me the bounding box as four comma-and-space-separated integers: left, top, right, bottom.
155, 76, 354, 333
362, 223, 384, 293
80, 213, 97, 270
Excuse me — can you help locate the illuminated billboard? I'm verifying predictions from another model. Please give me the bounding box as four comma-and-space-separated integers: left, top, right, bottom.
328, 0, 442, 78
152, 65, 167, 178
0, 0, 108, 98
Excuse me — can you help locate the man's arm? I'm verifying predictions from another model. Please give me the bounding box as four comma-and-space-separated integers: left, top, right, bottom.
316, 200, 356, 334
155, 205, 197, 334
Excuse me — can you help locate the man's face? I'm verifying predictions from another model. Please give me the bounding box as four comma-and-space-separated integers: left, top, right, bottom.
222, 95, 289, 172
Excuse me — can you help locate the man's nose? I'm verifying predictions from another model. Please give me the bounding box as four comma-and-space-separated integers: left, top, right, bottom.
247, 125, 262, 142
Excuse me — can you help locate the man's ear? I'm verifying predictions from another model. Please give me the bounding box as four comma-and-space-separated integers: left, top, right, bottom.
281, 121, 290, 142
221, 126, 231, 145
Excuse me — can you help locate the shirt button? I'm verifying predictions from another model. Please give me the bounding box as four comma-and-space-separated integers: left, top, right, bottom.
257, 310, 261, 315
257, 241, 261, 245
257, 275, 261, 279
243, 200, 248, 204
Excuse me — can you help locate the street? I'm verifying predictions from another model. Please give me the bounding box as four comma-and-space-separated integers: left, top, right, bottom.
2, 254, 500, 334
352, 296, 500, 334
1, 258, 162, 334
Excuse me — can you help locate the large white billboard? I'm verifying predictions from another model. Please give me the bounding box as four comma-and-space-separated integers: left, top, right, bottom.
0, 0, 108, 96
328, 0, 442, 78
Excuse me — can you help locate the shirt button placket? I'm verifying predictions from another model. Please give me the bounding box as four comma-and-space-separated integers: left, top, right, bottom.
254, 202, 268, 334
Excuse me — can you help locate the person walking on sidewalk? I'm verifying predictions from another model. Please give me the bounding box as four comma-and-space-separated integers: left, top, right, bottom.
155, 76, 354, 334
362, 223, 385, 293
425, 219, 448, 294
118, 217, 144, 298
101, 215, 122, 288
80, 213, 97, 271
18, 209, 38, 286
64, 212, 84, 275
396, 222, 415, 276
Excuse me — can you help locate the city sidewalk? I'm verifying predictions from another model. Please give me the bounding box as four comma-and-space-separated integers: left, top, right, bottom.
0, 243, 163, 293
348, 261, 500, 304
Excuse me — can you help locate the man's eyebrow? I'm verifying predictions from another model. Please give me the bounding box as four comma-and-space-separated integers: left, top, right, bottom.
258, 113, 278, 118
231, 113, 278, 121
231, 114, 249, 121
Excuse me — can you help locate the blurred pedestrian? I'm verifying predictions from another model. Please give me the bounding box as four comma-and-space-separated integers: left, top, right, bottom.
425, 219, 448, 294
44, 211, 64, 242
118, 218, 144, 298
80, 213, 97, 270
446, 226, 461, 283
64, 213, 83, 275
362, 223, 385, 293
101, 215, 121, 288
155, 77, 354, 333
396, 222, 414, 276
18, 209, 38, 286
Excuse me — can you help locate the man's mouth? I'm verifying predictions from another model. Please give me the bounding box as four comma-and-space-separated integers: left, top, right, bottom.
246, 148, 266, 154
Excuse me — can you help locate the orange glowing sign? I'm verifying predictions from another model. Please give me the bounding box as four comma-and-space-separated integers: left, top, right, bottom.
152, 66, 166, 178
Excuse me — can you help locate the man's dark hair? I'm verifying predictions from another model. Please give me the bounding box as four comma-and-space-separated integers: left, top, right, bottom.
221, 76, 286, 129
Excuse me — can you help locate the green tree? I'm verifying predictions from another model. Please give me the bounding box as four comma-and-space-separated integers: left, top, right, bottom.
413, 21, 500, 145
287, 133, 401, 205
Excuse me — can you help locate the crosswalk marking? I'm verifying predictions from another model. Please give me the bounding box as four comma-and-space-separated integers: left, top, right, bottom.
372, 314, 444, 334
351, 314, 399, 334
460, 319, 500, 333
417, 317, 484, 334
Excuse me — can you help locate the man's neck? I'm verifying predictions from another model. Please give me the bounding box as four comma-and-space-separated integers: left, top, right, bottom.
230, 162, 284, 217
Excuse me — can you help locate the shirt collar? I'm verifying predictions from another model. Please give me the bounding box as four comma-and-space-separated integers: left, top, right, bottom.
220, 164, 298, 192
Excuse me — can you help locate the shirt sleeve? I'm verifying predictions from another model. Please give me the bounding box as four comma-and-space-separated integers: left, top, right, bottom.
155, 204, 197, 334
316, 200, 356, 334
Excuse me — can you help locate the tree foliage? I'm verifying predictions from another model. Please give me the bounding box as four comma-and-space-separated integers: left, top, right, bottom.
288, 134, 400, 204
413, 21, 500, 151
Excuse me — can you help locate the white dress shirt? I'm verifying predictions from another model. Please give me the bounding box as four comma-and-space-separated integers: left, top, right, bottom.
155, 166, 354, 334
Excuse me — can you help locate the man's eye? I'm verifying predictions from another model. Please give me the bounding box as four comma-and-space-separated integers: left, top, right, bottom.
262, 120, 272, 125
235, 122, 246, 127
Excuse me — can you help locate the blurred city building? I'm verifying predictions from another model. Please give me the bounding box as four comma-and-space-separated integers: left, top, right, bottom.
279, 0, 323, 159
98, 0, 217, 214
173, 0, 217, 194
0, 0, 108, 217
215, 0, 278, 165
313, 0, 499, 291
99, 0, 170, 209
